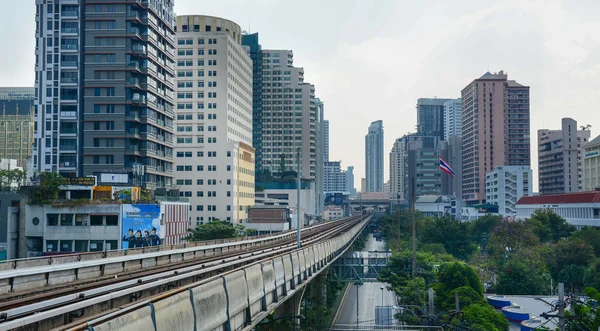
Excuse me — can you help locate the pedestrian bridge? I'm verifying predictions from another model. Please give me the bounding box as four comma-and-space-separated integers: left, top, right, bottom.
330, 250, 392, 282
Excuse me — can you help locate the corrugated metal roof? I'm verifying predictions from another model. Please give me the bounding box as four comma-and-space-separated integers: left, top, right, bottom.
516, 191, 600, 205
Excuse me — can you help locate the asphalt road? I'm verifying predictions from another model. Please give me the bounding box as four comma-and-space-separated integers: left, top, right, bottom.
334, 234, 398, 326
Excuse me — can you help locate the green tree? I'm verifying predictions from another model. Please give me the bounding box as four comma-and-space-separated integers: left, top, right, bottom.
0, 168, 25, 190
420, 214, 477, 260
30, 172, 63, 205
185, 219, 241, 241
546, 238, 595, 293
584, 259, 600, 291
526, 208, 575, 243
495, 258, 549, 295
397, 276, 427, 307
571, 226, 600, 257
461, 303, 510, 331
434, 262, 484, 310
487, 218, 540, 262
469, 214, 502, 252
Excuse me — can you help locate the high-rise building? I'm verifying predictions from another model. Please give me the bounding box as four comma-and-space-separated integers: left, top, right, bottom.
390, 137, 407, 200
315, 98, 325, 216
323, 120, 329, 162
240, 33, 263, 170
538, 118, 590, 195
365, 120, 384, 192
443, 99, 462, 140
324, 161, 346, 192
345, 166, 356, 196
417, 98, 451, 147
360, 177, 366, 193
583, 135, 600, 191
461, 71, 530, 204
0, 88, 35, 168
486, 166, 532, 216
174, 15, 254, 224
34, 0, 176, 188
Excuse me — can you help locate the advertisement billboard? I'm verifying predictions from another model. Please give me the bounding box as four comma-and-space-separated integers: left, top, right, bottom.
324, 192, 349, 206
122, 204, 162, 249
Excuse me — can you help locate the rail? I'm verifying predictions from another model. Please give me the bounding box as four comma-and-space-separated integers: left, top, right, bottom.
0, 215, 370, 331
0, 218, 347, 294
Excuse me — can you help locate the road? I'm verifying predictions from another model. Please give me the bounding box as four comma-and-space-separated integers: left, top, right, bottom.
334, 233, 398, 326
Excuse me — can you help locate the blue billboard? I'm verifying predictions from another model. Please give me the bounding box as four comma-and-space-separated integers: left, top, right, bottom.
122, 204, 162, 249
325, 192, 350, 206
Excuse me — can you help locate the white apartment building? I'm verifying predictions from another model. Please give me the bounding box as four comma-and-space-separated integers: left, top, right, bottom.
324, 161, 346, 192
584, 135, 600, 191
485, 166, 532, 216
443, 99, 462, 140
323, 120, 329, 162
174, 16, 254, 225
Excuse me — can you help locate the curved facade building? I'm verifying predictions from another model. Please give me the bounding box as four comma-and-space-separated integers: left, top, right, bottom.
173, 15, 254, 225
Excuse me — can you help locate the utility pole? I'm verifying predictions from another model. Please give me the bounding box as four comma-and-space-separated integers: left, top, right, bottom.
455, 291, 460, 312
296, 147, 301, 249
558, 283, 565, 331
356, 282, 361, 326
397, 194, 401, 244
428, 288, 434, 316
411, 176, 417, 277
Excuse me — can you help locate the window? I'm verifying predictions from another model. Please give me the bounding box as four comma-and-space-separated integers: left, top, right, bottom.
198, 81, 205, 88
196, 205, 204, 211
227, 205, 231, 211
47, 214, 59, 226
75, 214, 88, 226
227, 151, 231, 157
46, 240, 59, 252
60, 214, 73, 226
89, 240, 104, 252
197, 165, 204, 171
198, 70, 204, 77
106, 215, 118, 226
90, 215, 103, 226
75, 240, 88, 252
105, 240, 118, 250
198, 49, 204, 55
197, 191, 204, 197
197, 151, 204, 157
208, 49, 217, 55
227, 165, 231, 171
197, 179, 204, 185
198, 38, 205, 44
60, 240, 73, 252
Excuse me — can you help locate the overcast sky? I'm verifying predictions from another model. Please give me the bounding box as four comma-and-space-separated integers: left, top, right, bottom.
3, 0, 600, 192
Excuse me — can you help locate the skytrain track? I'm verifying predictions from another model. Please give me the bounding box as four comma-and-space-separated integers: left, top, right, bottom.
0, 215, 366, 331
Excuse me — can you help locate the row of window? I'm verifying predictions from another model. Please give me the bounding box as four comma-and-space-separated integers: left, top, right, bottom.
176, 137, 218, 144
177, 49, 217, 56
177, 179, 230, 186
176, 125, 217, 132
176, 113, 217, 120
176, 103, 217, 109
176, 92, 217, 98
177, 38, 217, 45
177, 81, 217, 88
176, 165, 230, 171
46, 239, 118, 253
177, 70, 217, 77
46, 214, 118, 226
177, 60, 217, 67
176, 151, 231, 158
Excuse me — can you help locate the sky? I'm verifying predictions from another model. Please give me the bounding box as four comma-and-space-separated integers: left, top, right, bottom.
2, 0, 600, 192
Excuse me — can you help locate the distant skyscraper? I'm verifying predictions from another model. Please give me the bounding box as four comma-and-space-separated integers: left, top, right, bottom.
34, 0, 176, 188
241, 32, 264, 170
365, 120, 384, 192
315, 98, 325, 215
360, 177, 366, 193
0, 88, 34, 167
390, 137, 407, 200
345, 166, 356, 195
174, 15, 254, 224
417, 98, 451, 147
324, 161, 346, 192
323, 120, 329, 162
443, 99, 462, 140
538, 118, 590, 195
461, 71, 530, 204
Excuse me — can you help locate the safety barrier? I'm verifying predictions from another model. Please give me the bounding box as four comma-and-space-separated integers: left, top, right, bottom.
0, 219, 347, 294
80, 217, 371, 331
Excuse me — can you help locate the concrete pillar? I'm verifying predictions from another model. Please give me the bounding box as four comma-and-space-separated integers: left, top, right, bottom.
275, 286, 307, 322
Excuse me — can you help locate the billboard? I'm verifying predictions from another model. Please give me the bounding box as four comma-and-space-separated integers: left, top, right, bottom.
122, 204, 162, 249
324, 192, 349, 206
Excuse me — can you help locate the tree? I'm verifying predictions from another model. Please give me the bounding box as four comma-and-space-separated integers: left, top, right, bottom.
461, 303, 510, 331
185, 219, 242, 241
584, 259, 600, 291
397, 277, 427, 307
469, 214, 502, 252
30, 172, 63, 205
434, 262, 484, 310
546, 238, 595, 293
526, 208, 575, 243
0, 168, 25, 190
571, 226, 600, 257
420, 214, 477, 260
487, 218, 540, 262
495, 258, 549, 295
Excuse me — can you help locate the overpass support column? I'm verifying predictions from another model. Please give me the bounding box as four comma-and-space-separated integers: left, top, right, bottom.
275, 286, 307, 323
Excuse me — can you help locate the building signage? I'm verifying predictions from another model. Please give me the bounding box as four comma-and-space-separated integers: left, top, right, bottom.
61, 177, 96, 186
100, 173, 129, 184
585, 151, 599, 158
121, 204, 162, 249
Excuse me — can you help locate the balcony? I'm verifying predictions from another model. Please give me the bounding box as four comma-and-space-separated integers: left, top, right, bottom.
61, 61, 78, 68
60, 77, 78, 84
61, 11, 79, 18
61, 44, 78, 51
132, 44, 146, 53
126, 77, 140, 87
61, 27, 79, 34
131, 94, 147, 104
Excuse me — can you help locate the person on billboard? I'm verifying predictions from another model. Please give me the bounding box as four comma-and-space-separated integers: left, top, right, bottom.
122, 228, 135, 249
149, 227, 161, 246
143, 229, 151, 247
133, 230, 144, 248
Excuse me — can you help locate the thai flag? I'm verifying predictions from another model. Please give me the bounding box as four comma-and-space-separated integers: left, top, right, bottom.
439, 157, 454, 178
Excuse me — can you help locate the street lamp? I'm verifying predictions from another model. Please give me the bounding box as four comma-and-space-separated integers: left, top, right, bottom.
380, 286, 385, 307
355, 282, 363, 326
